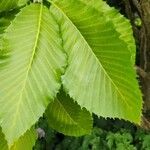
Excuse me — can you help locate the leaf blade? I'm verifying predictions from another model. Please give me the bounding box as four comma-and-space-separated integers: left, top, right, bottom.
50, 0, 142, 123
80, 0, 136, 64
46, 90, 93, 136
0, 0, 19, 12
0, 127, 37, 150
0, 3, 66, 146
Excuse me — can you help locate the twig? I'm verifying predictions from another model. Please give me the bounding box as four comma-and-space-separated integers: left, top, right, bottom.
135, 66, 148, 78
131, 0, 142, 15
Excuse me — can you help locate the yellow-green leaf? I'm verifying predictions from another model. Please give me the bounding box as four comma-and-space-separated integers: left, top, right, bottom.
0, 127, 37, 150
0, 0, 19, 12
49, 0, 142, 124
0, 3, 66, 146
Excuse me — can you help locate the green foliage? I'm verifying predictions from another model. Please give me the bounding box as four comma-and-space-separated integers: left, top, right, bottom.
56, 128, 136, 150
0, 9, 19, 38
34, 118, 150, 150
18, 0, 29, 6
0, 3, 66, 146
0, 0, 142, 149
50, 0, 142, 123
106, 129, 135, 150
46, 90, 93, 136
0, 127, 37, 150
142, 135, 150, 149
35, 116, 147, 150
75, 0, 136, 64
0, 0, 19, 12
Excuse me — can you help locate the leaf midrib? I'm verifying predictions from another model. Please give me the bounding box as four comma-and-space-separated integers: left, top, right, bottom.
50, 1, 131, 108
56, 98, 86, 131
10, 4, 43, 133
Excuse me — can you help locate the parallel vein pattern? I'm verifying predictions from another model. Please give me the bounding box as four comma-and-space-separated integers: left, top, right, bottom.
0, 9, 19, 67
46, 90, 92, 136
0, 3, 66, 146
80, 0, 136, 64
0, 10, 18, 40
0, 0, 19, 12
50, 0, 142, 123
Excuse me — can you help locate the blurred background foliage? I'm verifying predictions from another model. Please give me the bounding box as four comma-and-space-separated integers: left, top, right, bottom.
34, 116, 150, 150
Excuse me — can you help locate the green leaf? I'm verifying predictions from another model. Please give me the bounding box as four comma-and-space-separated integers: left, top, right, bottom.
46, 90, 93, 136
0, 128, 7, 150
0, 10, 19, 78
49, 0, 142, 123
49, 0, 135, 63
0, 0, 19, 12
0, 18, 11, 36
18, 0, 29, 7
80, 0, 136, 64
10, 127, 37, 150
0, 3, 66, 146
0, 127, 37, 150
0, 10, 19, 39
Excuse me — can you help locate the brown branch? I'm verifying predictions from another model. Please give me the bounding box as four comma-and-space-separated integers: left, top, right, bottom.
135, 66, 148, 78
141, 116, 150, 130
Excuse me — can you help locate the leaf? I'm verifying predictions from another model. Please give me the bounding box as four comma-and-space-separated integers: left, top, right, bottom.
0, 10, 19, 67
49, 0, 142, 123
10, 127, 37, 150
0, 0, 19, 12
0, 127, 37, 150
0, 128, 7, 150
80, 0, 136, 64
0, 9, 18, 40
18, 0, 29, 7
0, 18, 11, 36
50, 0, 135, 63
0, 3, 66, 146
46, 90, 93, 136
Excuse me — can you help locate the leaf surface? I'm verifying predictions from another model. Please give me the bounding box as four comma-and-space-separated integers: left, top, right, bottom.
80, 0, 136, 64
0, 127, 37, 150
18, 0, 29, 7
0, 128, 7, 150
10, 128, 37, 150
46, 90, 93, 136
0, 0, 19, 12
50, 0, 142, 123
0, 3, 66, 146
0, 10, 18, 41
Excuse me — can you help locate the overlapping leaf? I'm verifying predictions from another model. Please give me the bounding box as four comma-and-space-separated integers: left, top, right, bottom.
0, 10, 19, 81
0, 128, 7, 150
0, 0, 19, 12
80, 0, 136, 64
0, 0, 143, 148
49, 0, 142, 123
0, 10, 18, 46
0, 3, 66, 147
0, 127, 37, 150
18, 0, 29, 7
46, 90, 93, 136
